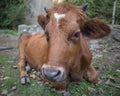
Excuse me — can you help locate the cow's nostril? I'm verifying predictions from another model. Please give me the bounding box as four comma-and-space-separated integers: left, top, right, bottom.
55, 70, 61, 77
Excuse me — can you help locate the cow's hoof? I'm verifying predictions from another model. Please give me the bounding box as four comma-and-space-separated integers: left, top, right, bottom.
21, 76, 30, 84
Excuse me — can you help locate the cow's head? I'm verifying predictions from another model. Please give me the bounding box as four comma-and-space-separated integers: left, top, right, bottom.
38, 3, 111, 84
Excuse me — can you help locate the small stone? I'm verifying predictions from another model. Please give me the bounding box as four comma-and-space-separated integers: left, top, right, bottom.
98, 79, 105, 84
1, 83, 5, 87
51, 88, 56, 92
13, 65, 17, 69
30, 74, 36, 79
109, 76, 115, 81
57, 90, 65, 94
1, 90, 8, 95
14, 82, 17, 85
98, 88, 104, 93
11, 86, 17, 91
0, 77, 4, 81
4, 76, 10, 80
31, 84, 35, 86
82, 94, 86, 96
1, 75, 4, 78
105, 79, 111, 84
32, 69, 35, 72
37, 77, 42, 81
44, 82, 49, 86
37, 81, 41, 84
103, 50, 107, 52
37, 81, 43, 86
33, 71, 37, 74
96, 55, 102, 58
88, 87, 95, 93
26, 77, 30, 83
116, 69, 120, 73
26, 66, 31, 72
36, 72, 41, 76
7, 91, 14, 96
63, 91, 71, 96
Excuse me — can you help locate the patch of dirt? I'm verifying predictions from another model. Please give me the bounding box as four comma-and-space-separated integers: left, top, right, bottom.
0, 34, 18, 60
89, 26, 120, 70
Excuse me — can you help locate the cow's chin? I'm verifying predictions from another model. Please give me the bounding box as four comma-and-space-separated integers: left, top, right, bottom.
40, 75, 67, 90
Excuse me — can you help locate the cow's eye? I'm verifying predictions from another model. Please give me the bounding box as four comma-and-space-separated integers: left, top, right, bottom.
69, 32, 80, 43
73, 32, 80, 38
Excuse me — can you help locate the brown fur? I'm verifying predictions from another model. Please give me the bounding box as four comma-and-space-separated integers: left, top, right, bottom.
18, 3, 111, 90
18, 34, 48, 76
38, 15, 48, 29
81, 18, 111, 39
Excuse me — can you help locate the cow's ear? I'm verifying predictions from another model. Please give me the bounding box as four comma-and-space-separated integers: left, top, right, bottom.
81, 18, 111, 39
37, 14, 47, 30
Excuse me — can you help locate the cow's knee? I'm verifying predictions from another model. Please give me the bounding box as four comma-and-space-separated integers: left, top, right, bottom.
18, 60, 27, 76
84, 64, 98, 83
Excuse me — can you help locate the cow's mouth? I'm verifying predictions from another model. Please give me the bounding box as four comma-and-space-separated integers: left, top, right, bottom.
42, 73, 66, 82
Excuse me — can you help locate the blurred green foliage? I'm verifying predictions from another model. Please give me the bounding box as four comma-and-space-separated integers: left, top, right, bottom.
0, 0, 119, 29
0, 0, 25, 28
67, 0, 120, 24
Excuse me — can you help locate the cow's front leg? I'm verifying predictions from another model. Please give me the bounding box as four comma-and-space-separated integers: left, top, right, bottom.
84, 64, 98, 83
18, 59, 30, 84
18, 34, 31, 84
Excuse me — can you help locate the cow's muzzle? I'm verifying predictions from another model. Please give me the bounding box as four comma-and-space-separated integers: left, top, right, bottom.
41, 65, 66, 82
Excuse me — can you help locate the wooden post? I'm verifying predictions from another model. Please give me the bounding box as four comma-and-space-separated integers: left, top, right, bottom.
112, 0, 117, 26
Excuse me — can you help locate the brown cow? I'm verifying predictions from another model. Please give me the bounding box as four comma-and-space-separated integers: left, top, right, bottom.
18, 3, 111, 90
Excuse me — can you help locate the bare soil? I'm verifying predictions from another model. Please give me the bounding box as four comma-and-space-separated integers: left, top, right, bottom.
0, 34, 18, 61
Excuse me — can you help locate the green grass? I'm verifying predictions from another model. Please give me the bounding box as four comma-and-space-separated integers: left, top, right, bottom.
0, 29, 18, 36
0, 55, 120, 96
67, 0, 120, 25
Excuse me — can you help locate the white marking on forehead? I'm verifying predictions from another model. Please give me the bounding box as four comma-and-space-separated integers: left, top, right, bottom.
54, 13, 65, 24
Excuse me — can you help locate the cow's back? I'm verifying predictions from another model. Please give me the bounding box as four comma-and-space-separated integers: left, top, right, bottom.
25, 34, 48, 70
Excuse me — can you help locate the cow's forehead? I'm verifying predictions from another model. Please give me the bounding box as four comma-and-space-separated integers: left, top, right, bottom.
46, 12, 80, 34
48, 3, 87, 24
